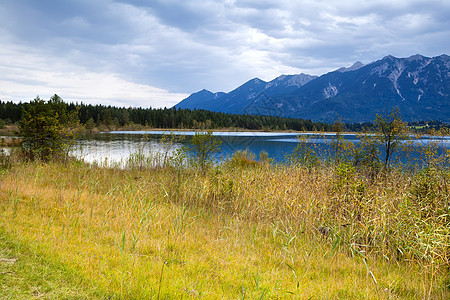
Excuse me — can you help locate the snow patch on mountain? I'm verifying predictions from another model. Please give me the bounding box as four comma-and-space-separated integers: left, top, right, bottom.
387, 61, 406, 101
407, 72, 420, 85
214, 92, 225, 99
418, 89, 424, 101
323, 83, 338, 98
247, 92, 258, 100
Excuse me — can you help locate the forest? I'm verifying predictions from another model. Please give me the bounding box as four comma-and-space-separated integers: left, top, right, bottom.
0, 96, 378, 132
2, 95, 448, 134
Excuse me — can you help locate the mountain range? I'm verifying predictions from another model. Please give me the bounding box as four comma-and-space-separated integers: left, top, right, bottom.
174, 54, 450, 123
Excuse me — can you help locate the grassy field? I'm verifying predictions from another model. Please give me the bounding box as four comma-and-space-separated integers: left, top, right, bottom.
0, 156, 449, 298
0, 227, 105, 299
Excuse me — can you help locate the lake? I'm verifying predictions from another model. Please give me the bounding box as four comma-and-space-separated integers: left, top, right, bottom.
73, 130, 450, 167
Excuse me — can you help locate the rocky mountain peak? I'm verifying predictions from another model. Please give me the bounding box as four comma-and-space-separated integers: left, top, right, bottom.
175, 54, 449, 122
337, 61, 365, 72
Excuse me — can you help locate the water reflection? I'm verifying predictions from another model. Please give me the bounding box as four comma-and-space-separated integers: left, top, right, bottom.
73, 135, 183, 167
72, 131, 450, 167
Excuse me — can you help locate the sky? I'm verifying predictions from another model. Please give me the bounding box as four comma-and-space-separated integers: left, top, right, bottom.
0, 0, 449, 108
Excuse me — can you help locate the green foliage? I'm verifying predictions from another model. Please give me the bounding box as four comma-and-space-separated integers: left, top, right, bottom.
416, 129, 450, 170
286, 135, 320, 168
329, 162, 367, 220
0, 98, 337, 131
352, 133, 382, 178
332, 162, 357, 190
84, 117, 96, 133
375, 108, 408, 170
159, 132, 185, 167
258, 150, 272, 164
183, 131, 222, 169
329, 120, 355, 165
226, 149, 260, 168
409, 167, 449, 221
18, 96, 77, 162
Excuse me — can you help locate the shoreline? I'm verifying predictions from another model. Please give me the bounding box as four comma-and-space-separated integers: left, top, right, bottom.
2, 123, 448, 138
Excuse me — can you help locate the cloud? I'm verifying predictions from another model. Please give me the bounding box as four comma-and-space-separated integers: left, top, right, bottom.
0, 43, 187, 107
0, 0, 449, 107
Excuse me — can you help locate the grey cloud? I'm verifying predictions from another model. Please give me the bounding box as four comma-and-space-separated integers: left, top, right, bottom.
2, 0, 142, 46
0, 0, 449, 106
124, 0, 226, 32
234, 0, 280, 10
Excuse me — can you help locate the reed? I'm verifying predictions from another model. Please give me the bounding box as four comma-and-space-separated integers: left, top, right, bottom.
0, 150, 448, 298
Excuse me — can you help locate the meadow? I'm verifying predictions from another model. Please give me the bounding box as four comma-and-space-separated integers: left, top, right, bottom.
0, 142, 448, 299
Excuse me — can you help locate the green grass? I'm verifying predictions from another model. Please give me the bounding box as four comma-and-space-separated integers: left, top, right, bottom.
0, 159, 448, 298
0, 227, 107, 299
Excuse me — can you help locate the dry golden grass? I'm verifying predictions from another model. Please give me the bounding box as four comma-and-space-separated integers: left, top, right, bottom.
0, 160, 448, 298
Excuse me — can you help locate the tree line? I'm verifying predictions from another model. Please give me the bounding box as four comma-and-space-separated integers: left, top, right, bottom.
1, 95, 447, 133
1, 96, 343, 132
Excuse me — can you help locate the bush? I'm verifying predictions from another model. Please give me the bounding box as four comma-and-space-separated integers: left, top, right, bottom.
183, 131, 222, 169
375, 108, 408, 170
286, 135, 319, 169
226, 149, 259, 168
18, 96, 76, 162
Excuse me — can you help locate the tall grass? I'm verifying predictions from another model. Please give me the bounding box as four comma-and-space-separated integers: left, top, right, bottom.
0, 144, 448, 298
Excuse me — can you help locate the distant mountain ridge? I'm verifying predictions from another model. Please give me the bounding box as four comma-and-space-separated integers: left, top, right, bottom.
174, 54, 450, 122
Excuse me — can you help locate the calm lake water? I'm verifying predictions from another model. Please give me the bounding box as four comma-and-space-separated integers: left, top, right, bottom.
72, 131, 450, 167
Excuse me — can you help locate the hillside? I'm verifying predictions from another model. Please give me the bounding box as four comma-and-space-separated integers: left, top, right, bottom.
174, 54, 450, 122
